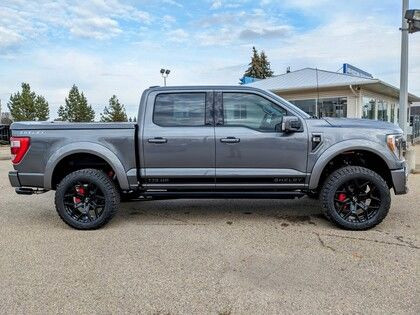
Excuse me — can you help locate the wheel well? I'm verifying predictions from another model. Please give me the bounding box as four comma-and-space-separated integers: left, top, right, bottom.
51, 153, 117, 189
317, 150, 392, 190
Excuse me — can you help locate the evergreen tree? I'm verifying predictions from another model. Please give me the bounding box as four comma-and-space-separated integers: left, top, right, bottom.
7, 83, 50, 121
260, 51, 274, 79
58, 85, 95, 122
243, 47, 263, 79
100, 95, 128, 122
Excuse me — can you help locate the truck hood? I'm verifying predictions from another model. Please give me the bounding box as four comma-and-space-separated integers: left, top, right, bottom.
323, 118, 402, 133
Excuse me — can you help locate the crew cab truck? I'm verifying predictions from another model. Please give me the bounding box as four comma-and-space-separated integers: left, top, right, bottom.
8, 86, 408, 230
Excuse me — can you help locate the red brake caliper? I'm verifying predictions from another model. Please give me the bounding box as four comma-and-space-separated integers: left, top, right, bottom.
338, 193, 348, 210
74, 186, 85, 204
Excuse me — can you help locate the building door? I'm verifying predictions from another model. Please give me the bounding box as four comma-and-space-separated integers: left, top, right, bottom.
214, 91, 309, 190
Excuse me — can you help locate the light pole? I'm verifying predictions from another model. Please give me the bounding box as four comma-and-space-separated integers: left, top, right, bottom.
399, 0, 409, 137
399, 1, 420, 138
160, 68, 171, 86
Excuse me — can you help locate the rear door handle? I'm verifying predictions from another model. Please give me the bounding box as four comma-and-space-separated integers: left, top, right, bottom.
148, 137, 167, 144
220, 137, 240, 143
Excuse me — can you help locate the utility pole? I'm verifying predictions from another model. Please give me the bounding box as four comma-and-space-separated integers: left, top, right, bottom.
399, 0, 409, 137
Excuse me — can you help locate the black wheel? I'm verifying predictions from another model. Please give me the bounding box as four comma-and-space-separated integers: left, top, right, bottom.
320, 166, 391, 230
55, 169, 120, 230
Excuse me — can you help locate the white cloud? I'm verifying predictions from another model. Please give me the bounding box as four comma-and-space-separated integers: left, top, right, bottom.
161, 0, 183, 8
211, 0, 222, 10
69, 17, 122, 40
163, 15, 176, 24
0, 0, 153, 48
167, 29, 189, 43
0, 26, 23, 49
196, 11, 292, 45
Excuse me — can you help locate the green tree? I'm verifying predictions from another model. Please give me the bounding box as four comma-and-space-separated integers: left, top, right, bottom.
58, 85, 95, 122
259, 51, 274, 79
244, 46, 263, 79
7, 83, 50, 121
100, 95, 128, 122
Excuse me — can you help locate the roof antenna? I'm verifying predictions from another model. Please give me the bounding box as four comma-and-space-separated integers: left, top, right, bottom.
315, 68, 320, 118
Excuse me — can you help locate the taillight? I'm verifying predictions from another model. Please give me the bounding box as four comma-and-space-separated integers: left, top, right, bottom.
10, 137, 31, 164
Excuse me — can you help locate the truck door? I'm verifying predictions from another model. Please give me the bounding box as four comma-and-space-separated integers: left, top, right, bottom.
141, 90, 215, 189
214, 91, 309, 190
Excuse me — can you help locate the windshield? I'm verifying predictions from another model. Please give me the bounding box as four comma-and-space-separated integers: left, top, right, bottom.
263, 89, 311, 119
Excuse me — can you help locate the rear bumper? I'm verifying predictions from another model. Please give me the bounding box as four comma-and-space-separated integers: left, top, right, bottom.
9, 171, 48, 195
9, 171, 20, 187
9, 171, 45, 188
391, 165, 409, 195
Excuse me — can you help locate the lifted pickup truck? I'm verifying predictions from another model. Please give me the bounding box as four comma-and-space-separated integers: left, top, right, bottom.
9, 86, 408, 230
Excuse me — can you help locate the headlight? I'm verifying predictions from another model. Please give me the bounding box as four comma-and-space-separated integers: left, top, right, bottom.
386, 134, 404, 159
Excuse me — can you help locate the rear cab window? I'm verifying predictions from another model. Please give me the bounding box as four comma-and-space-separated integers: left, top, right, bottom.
153, 93, 206, 126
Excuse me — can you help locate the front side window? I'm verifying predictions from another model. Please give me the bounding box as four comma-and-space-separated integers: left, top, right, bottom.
154, 93, 206, 126
223, 93, 287, 132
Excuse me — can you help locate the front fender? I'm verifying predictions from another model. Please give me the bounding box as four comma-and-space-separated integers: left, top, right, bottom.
44, 142, 130, 190
308, 139, 398, 190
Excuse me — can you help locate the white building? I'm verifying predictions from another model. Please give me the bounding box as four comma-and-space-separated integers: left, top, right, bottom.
247, 67, 420, 124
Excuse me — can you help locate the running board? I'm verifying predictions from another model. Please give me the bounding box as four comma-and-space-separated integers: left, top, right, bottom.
142, 191, 305, 199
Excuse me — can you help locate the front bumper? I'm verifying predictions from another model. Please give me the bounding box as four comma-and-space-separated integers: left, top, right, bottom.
391, 164, 409, 195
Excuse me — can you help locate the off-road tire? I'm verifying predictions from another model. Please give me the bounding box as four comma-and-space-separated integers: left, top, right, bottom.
320, 166, 391, 230
55, 169, 120, 230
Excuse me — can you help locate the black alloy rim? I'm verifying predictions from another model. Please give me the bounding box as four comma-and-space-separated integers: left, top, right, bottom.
333, 178, 381, 223
63, 181, 106, 223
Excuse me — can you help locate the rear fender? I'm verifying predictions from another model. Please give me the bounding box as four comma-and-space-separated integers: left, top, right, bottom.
44, 142, 129, 190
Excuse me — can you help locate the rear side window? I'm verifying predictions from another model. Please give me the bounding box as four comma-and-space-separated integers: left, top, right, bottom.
154, 93, 206, 126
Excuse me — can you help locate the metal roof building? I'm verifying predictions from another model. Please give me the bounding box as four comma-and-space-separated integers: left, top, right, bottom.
247, 67, 420, 124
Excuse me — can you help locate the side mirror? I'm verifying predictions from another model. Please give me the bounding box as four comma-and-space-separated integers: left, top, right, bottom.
280, 116, 302, 133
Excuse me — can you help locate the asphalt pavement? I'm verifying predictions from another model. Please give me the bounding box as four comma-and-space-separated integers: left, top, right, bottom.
0, 159, 419, 314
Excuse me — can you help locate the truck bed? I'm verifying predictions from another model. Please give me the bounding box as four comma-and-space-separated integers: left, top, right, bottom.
11, 121, 135, 130
10, 121, 137, 190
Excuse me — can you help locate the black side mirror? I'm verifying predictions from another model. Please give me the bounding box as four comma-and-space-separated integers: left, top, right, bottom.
280, 116, 302, 133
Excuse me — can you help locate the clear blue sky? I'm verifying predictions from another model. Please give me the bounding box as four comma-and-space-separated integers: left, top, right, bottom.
1, 0, 419, 119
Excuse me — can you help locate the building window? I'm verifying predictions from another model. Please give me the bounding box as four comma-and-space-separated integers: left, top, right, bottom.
362, 97, 376, 119
318, 97, 347, 118
377, 100, 389, 121
390, 103, 395, 123
290, 97, 347, 118
289, 99, 316, 117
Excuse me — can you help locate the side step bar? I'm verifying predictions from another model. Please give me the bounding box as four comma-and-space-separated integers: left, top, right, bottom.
142, 191, 305, 199
16, 188, 48, 195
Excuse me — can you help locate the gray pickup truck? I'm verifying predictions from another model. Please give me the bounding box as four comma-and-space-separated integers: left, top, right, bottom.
8, 86, 408, 230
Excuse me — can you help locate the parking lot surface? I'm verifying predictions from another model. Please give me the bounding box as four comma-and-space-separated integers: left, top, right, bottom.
0, 159, 419, 314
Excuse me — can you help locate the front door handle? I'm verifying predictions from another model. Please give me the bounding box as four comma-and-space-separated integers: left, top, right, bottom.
148, 137, 167, 144
220, 137, 240, 143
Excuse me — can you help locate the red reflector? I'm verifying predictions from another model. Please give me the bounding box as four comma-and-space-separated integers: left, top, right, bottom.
10, 137, 31, 164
